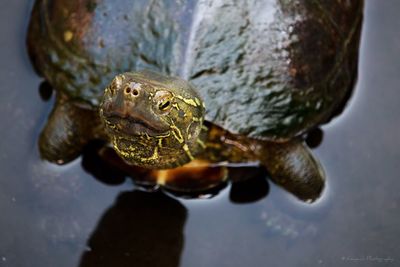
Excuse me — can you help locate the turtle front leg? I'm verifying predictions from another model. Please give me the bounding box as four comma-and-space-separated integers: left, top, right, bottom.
201, 125, 326, 202
39, 92, 105, 164
259, 139, 325, 202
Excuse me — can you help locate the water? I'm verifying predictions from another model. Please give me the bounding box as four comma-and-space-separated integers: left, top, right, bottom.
0, 1, 399, 266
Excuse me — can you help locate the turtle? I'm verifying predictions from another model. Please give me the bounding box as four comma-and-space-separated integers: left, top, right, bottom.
27, 0, 363, 202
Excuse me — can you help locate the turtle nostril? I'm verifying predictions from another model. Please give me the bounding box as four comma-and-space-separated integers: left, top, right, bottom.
132, 89, 139, 96
124, 86, 139, 96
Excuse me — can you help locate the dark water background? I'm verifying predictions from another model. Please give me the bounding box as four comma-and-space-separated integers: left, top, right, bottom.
1, 1, 399, 266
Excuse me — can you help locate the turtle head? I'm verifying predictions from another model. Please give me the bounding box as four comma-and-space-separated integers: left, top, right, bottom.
100, 70, 206, 169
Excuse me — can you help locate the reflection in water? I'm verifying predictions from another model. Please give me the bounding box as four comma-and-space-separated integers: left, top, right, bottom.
79, 191, 187, 267
229, 168, 269, 203
81, 140, 127, 186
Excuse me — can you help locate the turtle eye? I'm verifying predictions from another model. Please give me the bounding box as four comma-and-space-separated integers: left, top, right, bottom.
154, 90, 173, 113
159, 100, 171, 111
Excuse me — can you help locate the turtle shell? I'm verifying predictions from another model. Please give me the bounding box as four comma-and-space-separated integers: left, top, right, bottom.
27, 0, 363, 140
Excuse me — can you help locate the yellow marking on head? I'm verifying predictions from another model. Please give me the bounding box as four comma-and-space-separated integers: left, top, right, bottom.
112, 75, 123, 89
172, 103, 180, 110
112, 137, 134, 159
175, 95, 199, 107
195, 98, 201, 106
155, 132, 171, 139
140, 147, 159, 162
170, 125, 184, 143
183, 144, 194, 161
107, 124, 117, 130
186, 122, 192, 139
196, 139, 206, 149
192, 117, 201, 122
158, 138, 163, 148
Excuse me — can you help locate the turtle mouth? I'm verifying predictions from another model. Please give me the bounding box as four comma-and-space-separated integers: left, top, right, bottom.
104, 114, 169, 137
